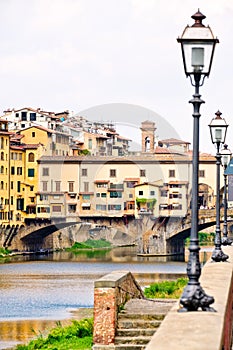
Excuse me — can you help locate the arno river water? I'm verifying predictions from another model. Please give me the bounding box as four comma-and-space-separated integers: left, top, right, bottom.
0, 247, 212, 350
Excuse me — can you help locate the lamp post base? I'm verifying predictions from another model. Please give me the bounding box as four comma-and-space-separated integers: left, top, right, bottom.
211, 248, 229, 262
179, 283, 216, 312
221, 236, 232, 246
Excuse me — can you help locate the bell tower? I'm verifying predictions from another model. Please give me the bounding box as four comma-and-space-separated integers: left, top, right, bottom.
140, 120, 156, 153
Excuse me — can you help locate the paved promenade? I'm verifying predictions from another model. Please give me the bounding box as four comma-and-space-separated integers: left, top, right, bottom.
146, 245, 233, 350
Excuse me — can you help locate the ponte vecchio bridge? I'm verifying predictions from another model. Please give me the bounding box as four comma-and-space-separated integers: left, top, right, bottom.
1, 208, 232, 255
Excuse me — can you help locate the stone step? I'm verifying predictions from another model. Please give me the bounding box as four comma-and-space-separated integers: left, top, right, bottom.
114, 345, 146, 350
93, 345, 146, 350
118, 312, 165, 321
114, 335, 152, 345
117, 328, 156, 337
118, 318, 162, 329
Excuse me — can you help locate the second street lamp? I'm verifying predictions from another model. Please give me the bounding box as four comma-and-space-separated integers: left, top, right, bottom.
177, 10, 218, 312
209, 111, 229, 261
221, 144, 232, 246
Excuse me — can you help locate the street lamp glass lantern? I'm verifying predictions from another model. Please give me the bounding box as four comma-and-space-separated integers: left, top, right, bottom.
221, 145, 232, 167
177, 10, 219, 77
209, 111, 228, 144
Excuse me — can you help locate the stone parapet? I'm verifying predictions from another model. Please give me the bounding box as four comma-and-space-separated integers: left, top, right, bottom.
145, 245, 233, 350
93, 271, 144, 347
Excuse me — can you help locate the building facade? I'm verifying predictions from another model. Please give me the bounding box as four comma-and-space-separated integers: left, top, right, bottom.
35, 152, 218, 224
0, 114, 220, 228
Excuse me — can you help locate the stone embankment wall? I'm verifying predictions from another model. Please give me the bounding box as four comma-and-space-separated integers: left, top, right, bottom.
93, 271, 144, 347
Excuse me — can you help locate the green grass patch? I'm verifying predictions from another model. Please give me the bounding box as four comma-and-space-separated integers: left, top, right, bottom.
16, 318, 93, 350
67, 242, 91, 250
66, 239, 112, 252
144, 277, 188, 299
84, 238, 111, 248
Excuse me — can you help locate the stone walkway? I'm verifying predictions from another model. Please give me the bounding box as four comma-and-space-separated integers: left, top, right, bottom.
123, 298, 176, 315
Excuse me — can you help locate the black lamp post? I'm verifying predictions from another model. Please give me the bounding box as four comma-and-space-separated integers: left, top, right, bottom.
177, 10, 218, 312
221, 144, 232, 245
209, 112, 229, 261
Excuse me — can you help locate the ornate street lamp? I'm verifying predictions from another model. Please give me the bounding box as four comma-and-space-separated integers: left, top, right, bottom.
177, 10, 219, 312
221, 144, 232, 246
209, 112, 229, 261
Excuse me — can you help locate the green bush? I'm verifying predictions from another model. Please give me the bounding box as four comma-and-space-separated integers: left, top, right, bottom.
144, 277, 188, 299
185, 232, 215, 246
78, 149, 91, 156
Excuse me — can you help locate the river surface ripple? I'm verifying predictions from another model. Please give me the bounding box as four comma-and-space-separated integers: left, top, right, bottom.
0, 247, 194, 349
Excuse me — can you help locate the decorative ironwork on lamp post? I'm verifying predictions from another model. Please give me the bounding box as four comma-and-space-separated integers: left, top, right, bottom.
221, 144, 232, 246
177, 10, 218, 312
209, 113, 230, 261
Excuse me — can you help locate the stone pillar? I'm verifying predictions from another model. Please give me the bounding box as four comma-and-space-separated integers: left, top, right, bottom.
93, 287, 116, 345
93, 271, 144, 347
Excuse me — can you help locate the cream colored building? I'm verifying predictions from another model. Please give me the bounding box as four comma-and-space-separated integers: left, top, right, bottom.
134, 182, 160, 217
36, 151, 219, 222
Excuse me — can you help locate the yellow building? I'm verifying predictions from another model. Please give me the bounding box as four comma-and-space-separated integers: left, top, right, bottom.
0, 119, 11, 226
23, 144, 44, 224
0, 123, 46, 228
18, 125, 71, 156
8, 139, 44, 226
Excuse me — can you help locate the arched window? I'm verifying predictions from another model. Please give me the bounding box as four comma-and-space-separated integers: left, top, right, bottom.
145, 136, 150, 152
0, 137, 4, 149
1, 152, 4, 161
0, 166, 4, 174
0, 181, 4, 190
28, 152, 35, 162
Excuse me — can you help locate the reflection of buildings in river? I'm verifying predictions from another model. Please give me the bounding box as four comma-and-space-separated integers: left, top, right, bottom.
184, 247, 213, 264
0, 318, 72, 343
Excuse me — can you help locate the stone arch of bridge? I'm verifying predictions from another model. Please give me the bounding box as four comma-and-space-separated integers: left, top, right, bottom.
20, 221, 90, 242
167, 220, 219, 245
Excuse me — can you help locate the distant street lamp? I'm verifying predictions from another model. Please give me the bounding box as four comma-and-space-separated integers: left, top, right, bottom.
221, 144, 232, 245
209, 111, 229, 261
177, 10, 218, 312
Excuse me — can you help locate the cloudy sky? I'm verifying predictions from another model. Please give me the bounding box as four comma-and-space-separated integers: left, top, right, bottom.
0, 0, 233, 152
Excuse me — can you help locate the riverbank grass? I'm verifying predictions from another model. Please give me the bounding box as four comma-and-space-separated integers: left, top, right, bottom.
0, 247, 11, 257
144, 277, 188, 299
16, 318, 93, 350
66, 238, 112, 252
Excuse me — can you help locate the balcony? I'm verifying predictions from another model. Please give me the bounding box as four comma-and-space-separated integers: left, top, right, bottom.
109, 184, 124, 190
